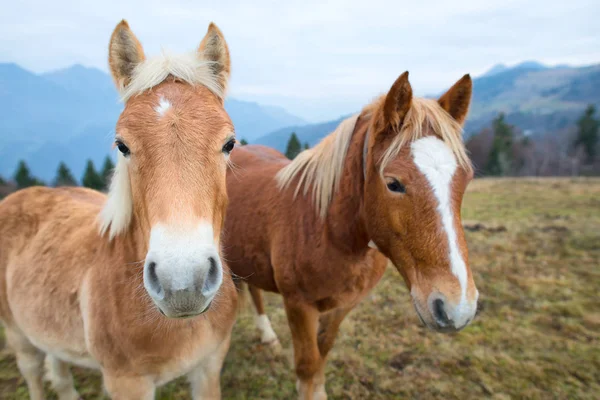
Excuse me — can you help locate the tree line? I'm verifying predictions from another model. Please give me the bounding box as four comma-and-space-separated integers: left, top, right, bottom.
467, 105, 599, 176
0, 157, 115, 198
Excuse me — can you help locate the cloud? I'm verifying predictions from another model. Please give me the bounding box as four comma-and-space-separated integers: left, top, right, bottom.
1, 0, 598, 121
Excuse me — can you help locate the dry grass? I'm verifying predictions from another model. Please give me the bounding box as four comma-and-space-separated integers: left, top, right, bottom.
0, 178, 598, 399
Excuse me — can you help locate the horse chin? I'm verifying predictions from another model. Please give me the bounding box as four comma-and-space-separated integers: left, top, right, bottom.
412, 298, 434, 329
154, 300, 213, 319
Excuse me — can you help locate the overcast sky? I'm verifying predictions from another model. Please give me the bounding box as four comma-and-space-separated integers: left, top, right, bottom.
1, 0, 599, 121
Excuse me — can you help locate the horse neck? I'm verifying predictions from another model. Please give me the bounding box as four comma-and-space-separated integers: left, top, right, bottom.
324, 113, 371, 254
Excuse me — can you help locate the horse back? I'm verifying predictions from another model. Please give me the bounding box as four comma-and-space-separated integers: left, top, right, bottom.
0, 186, 106, 324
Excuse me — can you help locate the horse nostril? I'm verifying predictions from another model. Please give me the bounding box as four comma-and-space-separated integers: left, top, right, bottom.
147, 261, 162, 295
433, 298, 450, 326
204, 257, 220, 291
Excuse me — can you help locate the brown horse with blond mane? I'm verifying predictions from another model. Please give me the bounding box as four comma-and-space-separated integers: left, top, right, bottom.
224, 72, 479, 399
0, 20, 237, 399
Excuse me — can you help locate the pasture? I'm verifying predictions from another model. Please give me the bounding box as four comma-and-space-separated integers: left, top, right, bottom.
0, 178, 598, 399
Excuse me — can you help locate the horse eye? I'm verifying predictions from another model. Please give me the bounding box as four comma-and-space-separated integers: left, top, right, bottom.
222, 139, 235, 154
116, 141, 130, 157
386, 179, 406, 193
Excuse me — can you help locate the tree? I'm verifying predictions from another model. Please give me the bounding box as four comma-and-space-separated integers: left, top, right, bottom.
485, 113, 515, 176
14, 160, 44, 189
303, 142, 310, 150
285, 132, 302, 160
574, 105, 599, 163
54, 162, 77, 187
82, 160, 104, 191
100, 155, 115, 190
239, 138, 248, 146
466, 128, 494, 175
0, 175, 5, 185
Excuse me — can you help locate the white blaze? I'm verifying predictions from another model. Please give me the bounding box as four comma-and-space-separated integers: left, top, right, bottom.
411, 136, 467, 300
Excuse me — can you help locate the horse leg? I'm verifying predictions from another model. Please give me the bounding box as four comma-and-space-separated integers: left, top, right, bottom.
284, 299, 321, 400
188, 333, 231, 400
248, 284, 280, 350
102, 372, 154, 400
312, 307, 353, 400
5, 327, 46, 400
45, 355, 80, 400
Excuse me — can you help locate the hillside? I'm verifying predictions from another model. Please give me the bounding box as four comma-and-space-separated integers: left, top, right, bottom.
0, 64, 304, 181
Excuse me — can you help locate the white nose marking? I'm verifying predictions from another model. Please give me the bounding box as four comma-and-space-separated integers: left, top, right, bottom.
411, 137, 468, 301
145, 222, 220, 292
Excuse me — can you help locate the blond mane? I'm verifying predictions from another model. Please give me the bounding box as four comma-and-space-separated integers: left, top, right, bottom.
98, 153, 132, 240
119, 51, 224, 102
276, 114, 359, 218
276, 97, 471, 218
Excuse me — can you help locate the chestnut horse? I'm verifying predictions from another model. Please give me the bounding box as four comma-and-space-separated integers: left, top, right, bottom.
224, 72, 479, 399
0, 21, 237, 399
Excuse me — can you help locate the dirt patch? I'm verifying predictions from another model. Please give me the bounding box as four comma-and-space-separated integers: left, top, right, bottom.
463, 222, 507, 233
389, 351, 415, 371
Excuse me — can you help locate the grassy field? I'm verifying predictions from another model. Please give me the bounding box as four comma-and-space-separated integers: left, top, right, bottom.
0, 178, 599, 399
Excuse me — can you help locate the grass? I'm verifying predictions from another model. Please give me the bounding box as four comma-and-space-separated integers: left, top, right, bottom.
1, 178, 599, 399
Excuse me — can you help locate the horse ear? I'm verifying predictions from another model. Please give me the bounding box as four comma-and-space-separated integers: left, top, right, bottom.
383, 71, 413, 131
199, 22, 231, 96
438, 74, 472, 125
108, 20, 145, 90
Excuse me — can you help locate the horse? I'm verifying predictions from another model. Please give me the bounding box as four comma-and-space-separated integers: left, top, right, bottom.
224, 71, 479, 399
0, 20, 237, 399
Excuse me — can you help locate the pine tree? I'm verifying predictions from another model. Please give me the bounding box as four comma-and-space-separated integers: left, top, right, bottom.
574, 105, 599, 163
0, 175, 5, 185
239, 138, 248, 146
100, 156, 115, 190
14, 160, 44, 188
54, 162, 77, 187
82, 160, 104, 191
285, 132, 302, 160
485, 114, 515, 176
303, 142, 310, 150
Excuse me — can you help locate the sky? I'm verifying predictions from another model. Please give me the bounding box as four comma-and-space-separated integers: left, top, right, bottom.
1, 0, 599, 122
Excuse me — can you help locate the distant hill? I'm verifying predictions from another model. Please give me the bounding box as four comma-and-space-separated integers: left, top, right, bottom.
0, 64, 304, 181
482, 60, 548, 77
466, 62, 600, 134
255, 62, 600, 149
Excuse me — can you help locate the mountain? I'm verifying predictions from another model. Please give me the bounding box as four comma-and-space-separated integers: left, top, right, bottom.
483, 61, 548, 77
483, 64, 508, 77
254, 61, 600, 150
225, 99, 305, 142
466, 62, 600, 134
0, 64, 304, 181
